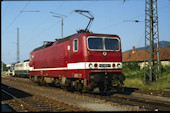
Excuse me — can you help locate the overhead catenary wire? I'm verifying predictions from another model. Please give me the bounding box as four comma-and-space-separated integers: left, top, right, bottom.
20, 20, 60, 47
2, 2, 30, 36
2, 2, 9, 17
6, 1, 170, 64
22, 1, 98, 47
18, 1, 113, 62
18, 1, 99, 62
96, 2, 170, 49
96, 0, 170, 33
96, 21, 125, 32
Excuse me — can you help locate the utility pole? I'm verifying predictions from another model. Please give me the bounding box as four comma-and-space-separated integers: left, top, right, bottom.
50, 12, 67, 39
144, 0, 161, 84
53, 15, 64, 38
1, 61, 3, 74
17, 27, 20, 62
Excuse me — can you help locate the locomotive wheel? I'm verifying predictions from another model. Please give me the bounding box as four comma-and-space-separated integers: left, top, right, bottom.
116, 83, 124, 93
87, 87, 94, 93
40, 77, 46, 86
99, 82, 104, 91
53, 78, 60, 87
88, 80, 95, 93
77, 83, 83, 94
65, 79, 73, 91
98, 82, 107, 95
37, 79, 44, 86
29, 76, 34, 82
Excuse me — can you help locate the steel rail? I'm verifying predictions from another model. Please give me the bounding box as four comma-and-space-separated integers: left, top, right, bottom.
1, 89, 38, 112
106, 95, 170, 111
80, 92, 170, 111
2, 83, 82, 112
132, 88, 170, 97
112, 93, 170, 106
2, 76, 170, 111
3, 76, 170, 97
123, 86, 170, 97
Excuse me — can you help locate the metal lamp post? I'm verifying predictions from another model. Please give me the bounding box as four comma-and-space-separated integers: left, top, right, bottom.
53, 15, 64, 39
50, 12, 67, 39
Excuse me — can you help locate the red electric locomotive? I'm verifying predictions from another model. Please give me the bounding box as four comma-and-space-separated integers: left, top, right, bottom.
29, 32, 125, 93
29, 10, 125, 93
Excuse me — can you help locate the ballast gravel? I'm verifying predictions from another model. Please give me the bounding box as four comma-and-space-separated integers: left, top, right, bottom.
2, 75, 149, 111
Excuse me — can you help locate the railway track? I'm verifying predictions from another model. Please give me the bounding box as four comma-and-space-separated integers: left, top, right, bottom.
2, 89, 37, 112
1, 84, 85, 112
3, 76, 170, 97
2, 76, 170, 97
107, 93, 170, 111
2, 76, 170, 111
79, 90, 170, 111
123, 87, 170, 97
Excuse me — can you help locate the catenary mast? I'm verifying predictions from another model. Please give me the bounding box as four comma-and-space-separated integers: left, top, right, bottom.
144, 0, 161, 84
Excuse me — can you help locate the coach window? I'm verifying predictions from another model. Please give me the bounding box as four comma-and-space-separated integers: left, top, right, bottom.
73, 39, 78, 52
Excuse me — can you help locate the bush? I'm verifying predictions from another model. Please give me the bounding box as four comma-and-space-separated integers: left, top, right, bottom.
123, 61, 142, 79
123, 62, 170, 80
123, 61, 140, 70
123, 63, 170, 91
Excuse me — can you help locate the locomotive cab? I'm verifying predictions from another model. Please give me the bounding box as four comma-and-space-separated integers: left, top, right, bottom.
68, 33, 125, 92
84, 34, 125, 92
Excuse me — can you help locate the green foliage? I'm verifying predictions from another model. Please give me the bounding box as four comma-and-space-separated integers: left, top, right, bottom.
160, 65, 170, 85
123, 61, 140, 70
164, 45, 170, 48
123, 61, 143, 79
1, 61, 9, 72
123, 63, 170, 91
161, 65, 170, 75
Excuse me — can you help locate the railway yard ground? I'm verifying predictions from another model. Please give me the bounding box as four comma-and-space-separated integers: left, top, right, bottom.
1, 74, 170, 112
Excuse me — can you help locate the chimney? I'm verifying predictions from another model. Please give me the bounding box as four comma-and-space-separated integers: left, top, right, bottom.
132, 46, 136, 53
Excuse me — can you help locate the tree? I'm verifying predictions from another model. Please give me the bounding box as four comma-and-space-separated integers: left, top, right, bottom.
164, 45, 170, 48
1, 61, 8, 72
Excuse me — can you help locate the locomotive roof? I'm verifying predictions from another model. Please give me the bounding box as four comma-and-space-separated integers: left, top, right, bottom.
31, 34, 76, 53
32, 42, 54, 52
55, 34, 75, 43
31, 32, 119, 53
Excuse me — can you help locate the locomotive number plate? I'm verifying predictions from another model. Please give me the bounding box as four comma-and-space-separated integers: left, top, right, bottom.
99, 64, 111, 67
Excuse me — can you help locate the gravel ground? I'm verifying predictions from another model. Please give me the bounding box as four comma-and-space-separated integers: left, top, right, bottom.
1, 91, 29, 112
2, 75, 149, 111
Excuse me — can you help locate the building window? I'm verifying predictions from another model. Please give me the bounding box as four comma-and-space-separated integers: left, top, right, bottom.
73, 39, 78, 52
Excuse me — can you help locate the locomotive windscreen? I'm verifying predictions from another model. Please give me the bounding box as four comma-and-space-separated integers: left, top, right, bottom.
88, 37, 119, 51
88, 38, 103, 49
105, 38, 119, 50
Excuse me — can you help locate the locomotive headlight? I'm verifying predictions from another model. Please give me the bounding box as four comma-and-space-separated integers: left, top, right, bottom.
112, 63, 115, 68
89, 63, 93, 68
117, 63, 121, 68
94, 63, 98, 68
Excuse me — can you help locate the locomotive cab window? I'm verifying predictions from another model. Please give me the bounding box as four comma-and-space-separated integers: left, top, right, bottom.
73, 39, 78, 52
105, 38, 119, 50
88, 37, 120, 51
88, 38, 103, 50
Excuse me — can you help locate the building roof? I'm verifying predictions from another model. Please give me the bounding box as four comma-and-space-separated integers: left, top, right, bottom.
122, 47, 170, 62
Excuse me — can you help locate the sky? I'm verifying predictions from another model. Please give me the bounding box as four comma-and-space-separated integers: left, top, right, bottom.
2, 0, 170, 64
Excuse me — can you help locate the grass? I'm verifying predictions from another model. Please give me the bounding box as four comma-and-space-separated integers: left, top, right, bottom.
1, 72, 7, 76
123, 63, 170, 91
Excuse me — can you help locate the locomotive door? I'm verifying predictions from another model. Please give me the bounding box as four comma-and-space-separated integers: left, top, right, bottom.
66, 39, 75, 78
66, 44, 71, 76
66, 45, 71, 63
66, 38, 80, 78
